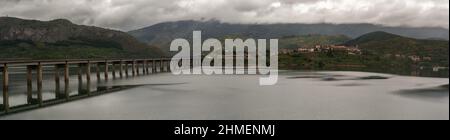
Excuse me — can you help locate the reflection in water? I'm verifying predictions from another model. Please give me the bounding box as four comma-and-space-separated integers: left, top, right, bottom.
287, 73, 391, 82
103, 83, 188, 88
337, 83, 369, 87
100, 83, 188, 92
1, 71, 449, 120
394, 85, 449, 100
320, 75, 391, 81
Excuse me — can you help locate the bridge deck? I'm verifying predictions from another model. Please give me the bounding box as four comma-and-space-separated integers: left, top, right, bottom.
0, 58, 175, 116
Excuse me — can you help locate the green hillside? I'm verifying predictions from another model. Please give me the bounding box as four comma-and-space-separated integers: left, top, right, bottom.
345, 31, 449, 65
279, 34, 350, 49
0, 17, 165, 60
280, 31, 449, 77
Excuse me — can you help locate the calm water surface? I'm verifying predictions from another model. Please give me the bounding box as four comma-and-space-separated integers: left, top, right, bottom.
1, 70, 448, 120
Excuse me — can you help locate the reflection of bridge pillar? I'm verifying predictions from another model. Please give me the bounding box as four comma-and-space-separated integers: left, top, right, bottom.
2, 64, 9, 113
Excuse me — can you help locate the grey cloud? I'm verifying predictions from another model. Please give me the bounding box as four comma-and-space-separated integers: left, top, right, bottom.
0, 0, 448, 31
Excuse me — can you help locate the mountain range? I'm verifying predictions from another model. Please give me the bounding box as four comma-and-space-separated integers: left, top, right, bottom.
0, 17, 164, 59
0, 17, 448, 62
129, 20, 449, 53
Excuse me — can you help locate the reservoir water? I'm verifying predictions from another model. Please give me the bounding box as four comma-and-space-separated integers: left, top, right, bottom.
0, 70, 448, 120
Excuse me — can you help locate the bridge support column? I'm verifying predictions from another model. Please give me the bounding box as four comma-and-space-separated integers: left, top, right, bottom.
142, 61, 146, 75
160, 59, 164, 72
150, 60, 153, 73
125, 62, 129, 77
104, 61, 109, 81
164, 60, 168, 72
153, 60, 156, 73
27, 66, 33, 104
37, 63, 43, 106
54, 65, 61, 99
78, 64, 83, 95
86, 62, 91, 95
136, 61, 140, 76
64, 62, 70, 100
96, 63, 101, 82
112, 63, 116, 79
145, 60, 149, 74
132, 61, 136, 76
167, 60, 171, 72
163, 60, 166, 72
2, 64, 9, 113
119, 61, 123, 78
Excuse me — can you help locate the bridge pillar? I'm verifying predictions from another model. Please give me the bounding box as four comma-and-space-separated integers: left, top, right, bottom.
167, 60, 171, 72
153, 59, 157, 73
125, 62, 129, 77
165, 59, 168, 72
78, 63, 83, 95
161, 60, 165, 72
151, 60, 154, 74
136, 61, 140, 76
37, 63, 43, 106
2, 64, 9, 113
112, 63, 116, 79
119, 61, 123, 78
64, 62, 70, 100
142, 61, 146, 75
86, 62, 91, 95
145, 60, 149, 74
54, 65, 61, 99
104, 61, 109, 81
160, 59, 164, 72
27, 66, 33, 104
132, 61, 136, 76
96, 63, 101, 82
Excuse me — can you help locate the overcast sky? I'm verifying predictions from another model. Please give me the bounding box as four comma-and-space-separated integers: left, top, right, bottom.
0, 0, 448, 31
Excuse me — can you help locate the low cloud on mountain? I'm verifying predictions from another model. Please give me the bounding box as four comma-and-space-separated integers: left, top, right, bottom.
0, 0, 448, 31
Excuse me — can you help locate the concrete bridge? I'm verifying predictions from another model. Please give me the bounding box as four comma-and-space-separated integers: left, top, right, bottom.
0, 58, 174, 116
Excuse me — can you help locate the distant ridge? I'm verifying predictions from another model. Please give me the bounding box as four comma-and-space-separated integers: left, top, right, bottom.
129, 20, 449, 53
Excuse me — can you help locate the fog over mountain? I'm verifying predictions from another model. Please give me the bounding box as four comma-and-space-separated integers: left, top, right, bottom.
128, 20, 449, 53
0, 0, 448, 31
